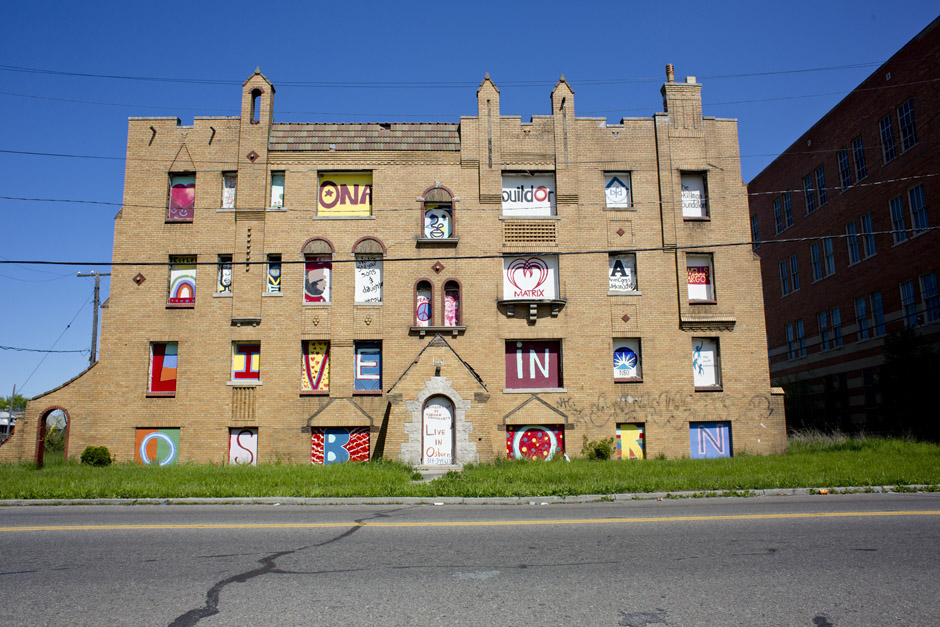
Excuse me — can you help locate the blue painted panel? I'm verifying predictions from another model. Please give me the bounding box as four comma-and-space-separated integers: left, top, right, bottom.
689, 422, 732, 459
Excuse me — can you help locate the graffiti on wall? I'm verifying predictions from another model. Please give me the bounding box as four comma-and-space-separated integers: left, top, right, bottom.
506, 425, 564, 460
229, 428, 258, 465
616, 423, 645, 459
311, 427, 369, 464
301, 340, 330, 392
318, 172, 372, 216
135, 428, 180, 466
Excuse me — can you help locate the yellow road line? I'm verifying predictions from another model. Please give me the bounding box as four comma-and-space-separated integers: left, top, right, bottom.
1, 510, 938, 532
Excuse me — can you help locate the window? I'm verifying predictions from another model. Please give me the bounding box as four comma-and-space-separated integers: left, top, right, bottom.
168, 173, 196, 222
779, 260, 791, 296
785, 323, 796, 360
613, 339, 642, 381
789, 254, 800, 291
222, 173, 237, 209
810, 243, 823, 281
803, 174, 816, 214
898, 99, 917, 152
860, 213, 876, 258
796, 320, 806, 357
855, 297, 870, 341
890, 196, 908, 244
900, 279, 917, 327
852, 137, 868, 181
266, 254, 281, 293
168, 256, 196, 307
354, 341, 382, 392
686, 254, 715, 302
318, 171, 373, 216
355, 254, 383, 304
846, 222, 860, 265
815, 166, 828, 205
270, 171, 285, 208
680, 172, 708, 219
817, 311, 830, 351
773, 198, 784, 234
609, 253, 638, 293
690, 422, 731, 459
148, 342, 178, 396
415, 280, 432, 327
838, 149, 852, 190
301, 340, 330, 394
605, 172, 632, 208
783, 192, 793, 228
871, 291, 886, 336
692, 338, 720, 389
909, 183, 928, 234
217, 255, 232, 294
421, 185, 455, 239
443, 280, 461, 327
505, 340, 562, 389
501, 172, 556, 217
502, 255, 559, 299
880, 115, 897, 164
823, 238, 835, 276
831, 307, 843, 347
232, 342, 260, 381
920, 272, 940, 323
750, 215, 760, 249
301, 239, 333, 304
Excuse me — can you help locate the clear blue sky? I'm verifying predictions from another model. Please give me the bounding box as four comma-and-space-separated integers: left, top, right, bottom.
1, 1, 937, 399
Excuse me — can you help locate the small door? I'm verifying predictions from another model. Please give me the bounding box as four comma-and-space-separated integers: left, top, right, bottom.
616, 423, 645, 460
229, 428, 258, 465
422, 396, 454, 465
689, 421, 732, 459
311, 427, 370, 465
506, 425, 564, 461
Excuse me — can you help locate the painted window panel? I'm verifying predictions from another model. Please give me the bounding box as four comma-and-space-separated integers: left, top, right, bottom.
692, 338, 720, 388
444, 281, 460, 327
415, 281, 432, 326
229, 428, 257, 465
502, 255, 559, 300
222, 173, 237, 209
609, 254, 637, 292
311, 427, 370, 464
424, 203, 453, 239
232, 342, 260, 380
689, 422, 731, 459
318, 172, 372, 216
217, 255, 232, 293
301, 340, 330, 393
613, 339, 641, 380
616, 423, 645, 460
149, 342, 178, 394
686, 254, 714, 301
304, 257, 332, 303
506, 425, 564, 460
501, 173, 556, 217
168, 174, 195, 221
354, 342, 382, 391
355, 254, 383, 303
135, 428, 180, 466
505, 340, 561, 389
604, 172, 632, 208
680, 173, 707, 218
270, 171, 285, 208
266, 255, 281, 293
422, 396, 454, 465
168, 256, 196, 306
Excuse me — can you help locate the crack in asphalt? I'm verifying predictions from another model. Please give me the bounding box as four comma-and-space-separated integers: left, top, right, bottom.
167, 507, 414, 626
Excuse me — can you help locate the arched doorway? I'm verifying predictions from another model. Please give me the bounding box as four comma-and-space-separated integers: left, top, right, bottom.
422, 395, 454, 465
36, 407, 70, 467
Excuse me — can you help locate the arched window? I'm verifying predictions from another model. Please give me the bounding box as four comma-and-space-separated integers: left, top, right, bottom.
352, 237, 386, 304
420, 185, 456, 241
415, 280, 432, 327
250, 88, 262, 124
443, 280, 461, 327
301, 237, 334, 304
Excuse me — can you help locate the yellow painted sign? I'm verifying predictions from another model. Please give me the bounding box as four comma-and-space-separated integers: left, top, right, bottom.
318, 172, 373, 216
617, 423, 645, 460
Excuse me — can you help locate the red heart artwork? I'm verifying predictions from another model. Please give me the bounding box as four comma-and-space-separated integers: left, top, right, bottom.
507, 257, 549, 292
169, 183, 195, 219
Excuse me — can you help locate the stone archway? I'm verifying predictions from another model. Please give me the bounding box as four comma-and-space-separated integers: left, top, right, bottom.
403, 377, 476, 466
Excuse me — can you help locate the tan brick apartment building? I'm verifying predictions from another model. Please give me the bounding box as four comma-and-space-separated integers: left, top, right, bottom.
2, 66, 784, 466
748, 17, 940, 435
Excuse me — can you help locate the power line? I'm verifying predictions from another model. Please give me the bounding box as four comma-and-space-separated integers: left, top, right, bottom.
0, 345, 87, 354
17, 290, 94, 393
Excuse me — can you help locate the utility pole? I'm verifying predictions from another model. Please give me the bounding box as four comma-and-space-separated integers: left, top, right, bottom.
77, 271, 111, 364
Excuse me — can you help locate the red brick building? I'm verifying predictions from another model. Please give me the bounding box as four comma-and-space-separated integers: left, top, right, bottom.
748, 17, 940, 434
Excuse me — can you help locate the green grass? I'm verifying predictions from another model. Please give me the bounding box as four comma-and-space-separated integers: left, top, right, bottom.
1, 436, 938, 500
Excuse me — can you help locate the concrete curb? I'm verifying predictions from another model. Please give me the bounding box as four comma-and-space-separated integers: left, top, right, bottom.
0, 485, 934, 507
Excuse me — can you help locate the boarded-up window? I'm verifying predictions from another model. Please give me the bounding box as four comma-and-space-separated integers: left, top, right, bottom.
501, 173, 556, 217
613, 339, 641, 380
304, 257, 332, 303
266, 254, 281, 293
148, 342, 178, 395
692, 338, 720, 388
311, 427, 370, 464
168, 174, 195, 221
355, 254, 383, 303
444, 281, 460, 326
686, 254, 715, 302
229, 428, 257, 465
318, 172, 372, 216
505, 340, 561, 389
605, 172, 632, 208
415, 281, 432, 326
232, 342, 260, 381
690, 422, 731, 458
424, 203, 453, 238
354, 342, 382, 391
217, 255, 232, 294
609, 254, 637, 292
135, 428, 180, 466
168, 256, 196, 306
681, 172, 708, 218
222, 173, 237, 209
502, 255, 559, 300
616, 423, 645, 459
506, 425, 564, 460
301, 340, 330, 393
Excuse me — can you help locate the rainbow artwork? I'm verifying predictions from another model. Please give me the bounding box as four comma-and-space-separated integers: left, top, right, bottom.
168, 257, 196, 305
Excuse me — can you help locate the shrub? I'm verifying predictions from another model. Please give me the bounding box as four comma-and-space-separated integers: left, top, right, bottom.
80, 446, 113, 466
581, 435, 615, 460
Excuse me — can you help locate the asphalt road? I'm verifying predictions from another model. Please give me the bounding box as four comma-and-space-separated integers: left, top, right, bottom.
1, 493, 938, 626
